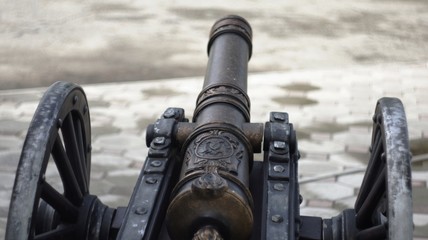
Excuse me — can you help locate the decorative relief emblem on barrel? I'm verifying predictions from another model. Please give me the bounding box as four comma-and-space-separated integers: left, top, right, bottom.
185, 130, 243, 174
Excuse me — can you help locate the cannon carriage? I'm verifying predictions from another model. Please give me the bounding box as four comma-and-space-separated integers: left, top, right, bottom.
6, 16, 413, 240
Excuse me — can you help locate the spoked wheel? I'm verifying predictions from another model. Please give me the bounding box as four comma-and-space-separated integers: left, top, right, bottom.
6, 82, 114, 240
354, 97, 412, 239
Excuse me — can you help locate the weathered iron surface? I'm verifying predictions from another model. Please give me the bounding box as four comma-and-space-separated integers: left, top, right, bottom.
5, 15, 413, 240
166, 15, 259, 240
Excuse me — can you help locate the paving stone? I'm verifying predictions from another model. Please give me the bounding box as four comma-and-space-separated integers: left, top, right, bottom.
415, 226, 428, 240
107, 169, 140, 178
0, 150, 21, 171
299, 139, 346, 157
414, 213, 428, 227
0, 120, 29, 135
307, 90, 350, 103
0, 64, 427, 238
413, 180, 427, 188
124, 148, 149, 163
336, 114, 374, 125
0, 217, 6, 237
301, 182, 354, 201
345, 144, 370, 154
90, 170, 105, 180
306, 199, 334, 208
91, 125, 121, 139
348, 125, 371, 134
413, 171, 428, 182
0, 173, 16, 190
110, 185, 135, 197
92, 153, 132, 167
129, 161, 145, 169
299, 206, 339, 219
0, 92, 42, 103
0, 101, 20, 118
303, 152, 329, 161
0, 190, 11, 210
298, 160, 341, 178
414, 186, 428, 214
328, 153, 366, 169
0, 135, 22, 151
102, 88, 144, 104
334, 196, 357, 210
332, 131, 371, 146
98, 194, 130, 208
337, 173, 365, 188
113, 112, 139, 130
16, 101, 39, 116
89, 111, 115, 128
310, 132, 332, 141
94, 133, 146, 153
414, 237, 428, 240
89, 179, 115, 197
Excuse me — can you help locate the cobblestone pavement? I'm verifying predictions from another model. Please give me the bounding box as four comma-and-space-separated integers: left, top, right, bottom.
1, 64, 427, 238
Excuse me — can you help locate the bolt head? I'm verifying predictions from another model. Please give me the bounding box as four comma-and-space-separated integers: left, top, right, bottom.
273, 141, 286, 150
273, 165, 285, 173
150, 160, 162, 167
273, 183, 284, 191
73, 95, 78, 104
163, 108, 176, 118
153, 137, 166, 146
57, 118, 63, 128
134, 206, 148, 215
271, 214, 283, 223
273, 113, 286, 121
145, 177, 158, 184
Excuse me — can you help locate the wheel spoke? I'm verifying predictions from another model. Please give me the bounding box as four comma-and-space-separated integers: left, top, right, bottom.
6, 82, 95, 239
62, 113, 88, 194
34, 224, 76, 240
355, 223, 387, 240
356, 167, 386, 228
41, 181, 78, 222
74, 114, 88, 180
52, 137, 83, 205
355, 127, 383, 211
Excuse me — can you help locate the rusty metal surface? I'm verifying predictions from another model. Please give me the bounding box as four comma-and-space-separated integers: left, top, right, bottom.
166, 15, 259, 240
3, 14, 419, 240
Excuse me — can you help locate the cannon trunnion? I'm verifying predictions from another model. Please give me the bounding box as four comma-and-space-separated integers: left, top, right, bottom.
6, 16, 413, 240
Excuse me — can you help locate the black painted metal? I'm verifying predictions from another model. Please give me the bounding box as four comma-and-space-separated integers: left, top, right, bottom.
6, 16, 414, 240
165, 15, 261, 240
6, 82, 114, 240
321, 209, 358, 240
262, 112, 300, 240
116, 108, 186, 239
299, 216, 323, 240
354, 97, 412, 240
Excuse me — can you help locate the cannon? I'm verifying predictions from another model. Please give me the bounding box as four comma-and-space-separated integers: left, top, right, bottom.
6, 15, 413, 240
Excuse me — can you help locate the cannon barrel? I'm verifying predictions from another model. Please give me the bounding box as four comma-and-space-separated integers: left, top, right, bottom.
165, 15, 261, 240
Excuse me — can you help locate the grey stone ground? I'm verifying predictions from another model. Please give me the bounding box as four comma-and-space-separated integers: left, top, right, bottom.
1, 66, 428, 238
1, 0, 428, 89
1, 0, 428, 238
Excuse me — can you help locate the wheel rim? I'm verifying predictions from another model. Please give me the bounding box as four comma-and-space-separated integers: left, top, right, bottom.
354, 97, 412, 240
6, 82, 92, 239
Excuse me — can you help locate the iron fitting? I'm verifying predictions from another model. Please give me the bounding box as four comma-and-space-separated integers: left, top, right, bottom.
208, 15, 253, 59
193, 84, 251, 122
